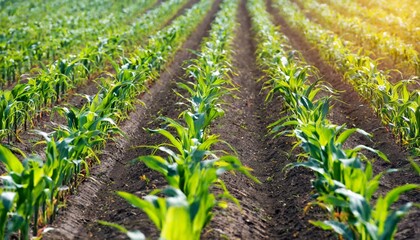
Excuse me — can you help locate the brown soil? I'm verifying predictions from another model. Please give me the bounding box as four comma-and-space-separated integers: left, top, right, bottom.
22, 0, 420, 239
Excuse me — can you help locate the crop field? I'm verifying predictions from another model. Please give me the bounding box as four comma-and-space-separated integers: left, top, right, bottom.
0, 0, 419, 239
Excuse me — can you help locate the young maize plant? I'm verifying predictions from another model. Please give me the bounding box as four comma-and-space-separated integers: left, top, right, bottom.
102, 0, 258, 239
0, 107, 121, 239
274, 0, 420, 156
295, 0, 419, 76
0, 0, 215, 238
248, 0, 419, 239
0, 0, 189, 143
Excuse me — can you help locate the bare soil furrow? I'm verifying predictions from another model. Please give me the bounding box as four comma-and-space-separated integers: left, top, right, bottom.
204, 1, 333, 239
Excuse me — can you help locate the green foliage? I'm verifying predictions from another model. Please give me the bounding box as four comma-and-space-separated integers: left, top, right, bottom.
0, 0, 159, 86
0, 0, 189, 143
274, 0, 420, 156
105, 0, 259, 238
296, 0, 419, 75
0, 0, 204, 238
249, 0, 418, 238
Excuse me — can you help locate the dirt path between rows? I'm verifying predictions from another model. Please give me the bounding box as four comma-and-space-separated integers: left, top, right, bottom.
203, 1, 334, 239
43, 0, 221, 238
267, 0, 420, 238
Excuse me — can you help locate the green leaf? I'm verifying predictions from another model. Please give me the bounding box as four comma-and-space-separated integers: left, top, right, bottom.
310, 220, 354, 239
0, 145, 24, 173
408, 158, 420, 175
383, 184, 419, 207
98, 221, 146, 240
379, 203, 413, 240
152, 129, 183, 153
1, 192, 16, 211
336, 188, 372, 222
117, 191, 161, 229
161, 206, 193, 240
138, 155, 169, 176
352, 145, 389, 162
336, 128, 358, 144
97, 220, 129, 234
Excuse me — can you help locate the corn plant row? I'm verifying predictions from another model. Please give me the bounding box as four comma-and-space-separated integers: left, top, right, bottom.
0, 0, 158, 85
101, 0, 258, 239
295, 0, 419, 76
1, 0, 135, 25
248, 0, 418, 239
0, 0, 189, 144
274, 0, 420, 156
318, 0, 419, 45
0, 0, 187, 87
0, 0, 213, 238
